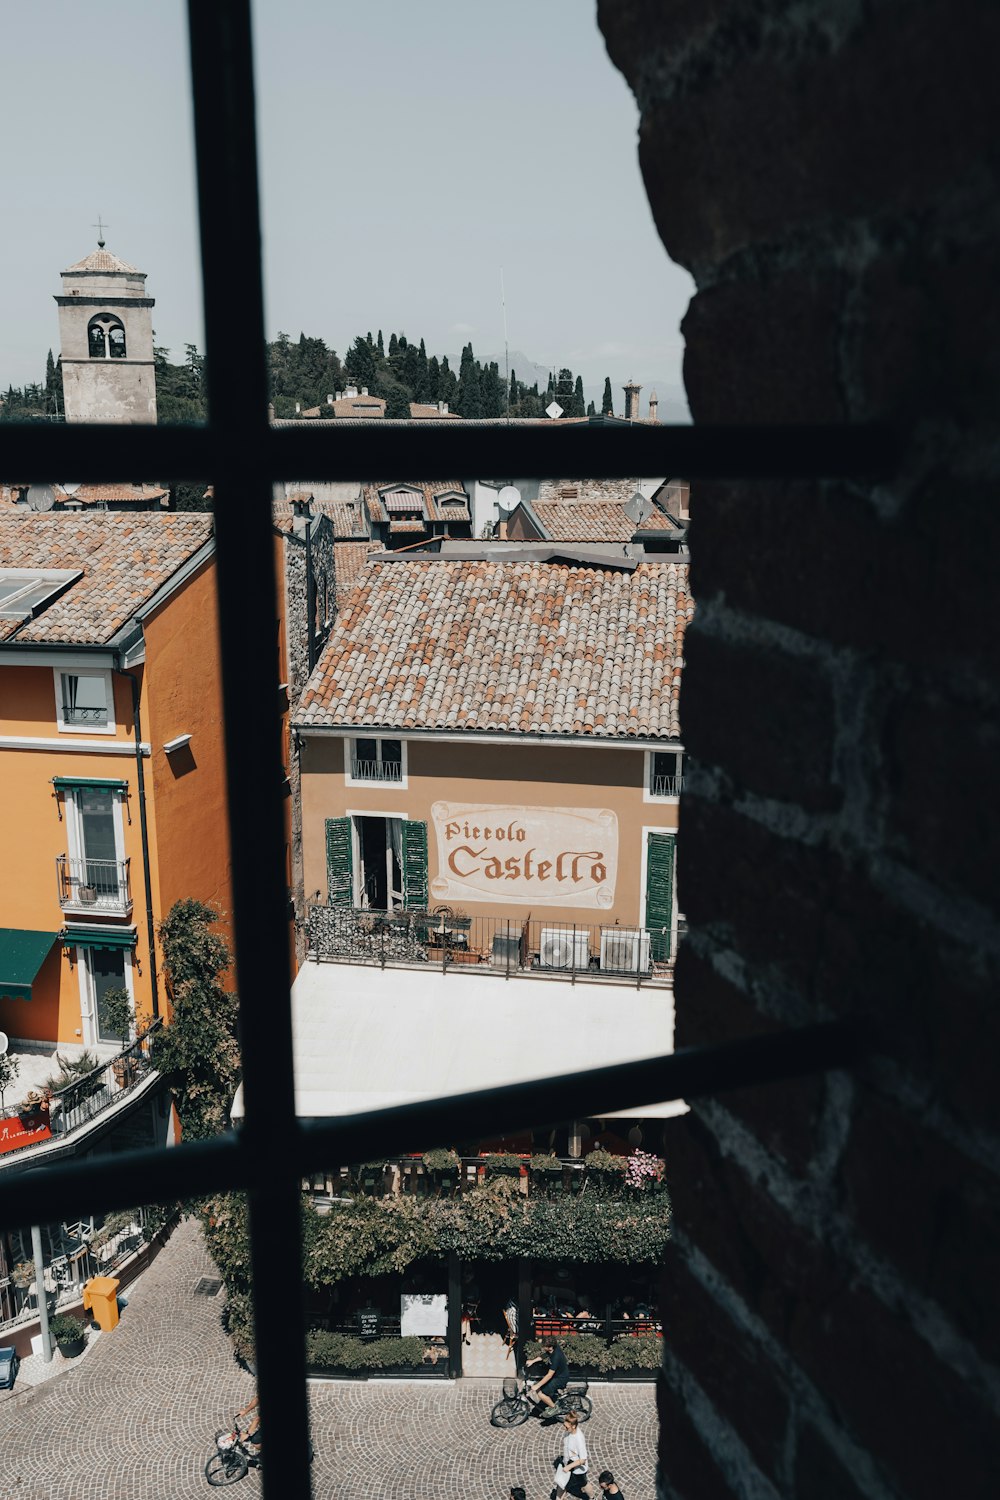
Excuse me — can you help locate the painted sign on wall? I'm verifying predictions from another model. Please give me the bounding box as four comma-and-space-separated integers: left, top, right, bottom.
430, 802, 618, 908
0, 1114, 51, 1156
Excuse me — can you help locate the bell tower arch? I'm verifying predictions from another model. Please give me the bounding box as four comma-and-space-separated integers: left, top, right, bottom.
55, 239, 157, 423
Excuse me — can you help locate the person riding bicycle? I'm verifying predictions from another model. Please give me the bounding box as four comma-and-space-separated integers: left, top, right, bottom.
528, 1340, 570, 1419
235, 1393, 261, 1448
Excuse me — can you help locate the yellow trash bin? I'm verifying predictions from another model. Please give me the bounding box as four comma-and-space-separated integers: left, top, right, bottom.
82, 1275, 120, 1332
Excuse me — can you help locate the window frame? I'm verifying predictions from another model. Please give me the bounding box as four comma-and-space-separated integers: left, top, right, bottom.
0, 8, 887, 1496
343, 733, 408, 788
54, 667, 116, 735
643, 746, 684, 803
75, 942, 136, 1050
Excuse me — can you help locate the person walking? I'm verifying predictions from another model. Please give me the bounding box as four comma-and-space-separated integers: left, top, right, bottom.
553, 1409, 592, 1498
598, 1471, 624, 1497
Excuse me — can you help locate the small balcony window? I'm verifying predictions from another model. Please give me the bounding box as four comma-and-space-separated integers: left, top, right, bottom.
56, 670, 114, 733
347, 736, 405, 785
648, 748, 684, 800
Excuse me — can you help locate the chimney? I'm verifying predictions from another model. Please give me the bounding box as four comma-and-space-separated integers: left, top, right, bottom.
438, 400, 449, 414
327, 393, 334, 405
361, 386, 368, 397
336, 390, 343, 401
623, 380, 642, 421
345, 384, 358, 398
648, 389, 659, 422
295, 401, 301, 415
267, 401, 275, 422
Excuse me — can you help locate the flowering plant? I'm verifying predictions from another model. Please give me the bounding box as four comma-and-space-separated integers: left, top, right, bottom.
625, 1149, 665, 1189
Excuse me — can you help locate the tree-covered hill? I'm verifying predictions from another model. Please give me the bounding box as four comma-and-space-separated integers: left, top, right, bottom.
2, 331, 612, 426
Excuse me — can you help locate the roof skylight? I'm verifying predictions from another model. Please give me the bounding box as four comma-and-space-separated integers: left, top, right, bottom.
0, 568, 81, 621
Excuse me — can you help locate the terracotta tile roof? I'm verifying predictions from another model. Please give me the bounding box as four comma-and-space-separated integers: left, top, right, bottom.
531, 500, 675, 543
273, 489, 367, 539
408, 403, 461, 420
363, 482, 469, 525
328, 394, 386, 419
64, 246, 141, 274
537, 479, 649, 504
334, 541, 377, 599
0, 513, 213, 644
298, 556, 692, 740
65, 483, 168, 507
389, 518, 429, 534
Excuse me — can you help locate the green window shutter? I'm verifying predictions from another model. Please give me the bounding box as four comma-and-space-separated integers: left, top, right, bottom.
325, 817, 354, 907
402, 821, 429, 909
645, 832, 676, 962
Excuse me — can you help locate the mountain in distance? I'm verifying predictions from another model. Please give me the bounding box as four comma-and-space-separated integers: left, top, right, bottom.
477, 348, 689, 423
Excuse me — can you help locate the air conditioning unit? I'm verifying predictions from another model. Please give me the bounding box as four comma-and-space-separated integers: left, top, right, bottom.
600, 928, 651, 974
539, 929, 590, 971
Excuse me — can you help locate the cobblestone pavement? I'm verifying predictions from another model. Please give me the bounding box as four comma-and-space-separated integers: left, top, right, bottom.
0, 1218, 658, 1499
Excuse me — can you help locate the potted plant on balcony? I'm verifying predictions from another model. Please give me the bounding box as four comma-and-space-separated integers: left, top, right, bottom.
583, 1147, 627, 1191
356, 1160, 387, 1194
0, 1051, 20, 1113
103, 989, 138, 1087
78, 882, 97, 904
529, 1152, 564, 1189
10, 1261, 34, 1291
483, 1151, 524, 1179
423, 1147, 460, 1193
48, 1312, 86, 1359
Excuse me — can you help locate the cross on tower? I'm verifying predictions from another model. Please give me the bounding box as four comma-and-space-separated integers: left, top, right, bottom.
92, 216, 109, 248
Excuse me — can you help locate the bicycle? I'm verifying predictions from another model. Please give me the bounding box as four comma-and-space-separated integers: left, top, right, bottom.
205, 1421, 261, 1486
489, 1373, 592, 1429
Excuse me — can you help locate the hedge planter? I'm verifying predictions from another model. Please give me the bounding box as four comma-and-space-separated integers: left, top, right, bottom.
304, 1331, 449, 1378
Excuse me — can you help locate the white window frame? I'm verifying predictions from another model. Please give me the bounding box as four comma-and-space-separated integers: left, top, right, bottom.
343, 734, 408, 789
643, 746, 684, 803
346, 807, 410, 909
54, 667, 116, 735
65, 785, 127, 869
75, 944, 135, 1051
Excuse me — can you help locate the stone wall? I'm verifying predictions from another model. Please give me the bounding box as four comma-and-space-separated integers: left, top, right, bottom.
597, 2, 999, 1496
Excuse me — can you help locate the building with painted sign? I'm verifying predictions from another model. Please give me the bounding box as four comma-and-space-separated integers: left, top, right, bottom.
269, 545, 692, 1374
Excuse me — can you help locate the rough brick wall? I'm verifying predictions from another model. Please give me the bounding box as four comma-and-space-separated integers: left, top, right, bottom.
597, 2, 999, 1495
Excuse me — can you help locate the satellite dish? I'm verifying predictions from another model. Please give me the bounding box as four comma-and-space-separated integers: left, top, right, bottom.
624, 491, 654, 527
497, 485, 521, 510
545, 401, 564, 420
61, 482, 81, 495
26, 484, 56, 512
0, 1032, 8, 1056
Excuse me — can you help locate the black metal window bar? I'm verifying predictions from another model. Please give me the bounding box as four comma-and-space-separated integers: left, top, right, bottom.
0, 5, 894, 1493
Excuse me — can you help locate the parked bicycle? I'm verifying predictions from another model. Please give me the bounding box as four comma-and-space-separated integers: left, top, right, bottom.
490, 1373, 592, 1428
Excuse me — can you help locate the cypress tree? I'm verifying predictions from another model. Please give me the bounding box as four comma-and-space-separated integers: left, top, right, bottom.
602, 376, 614, 415
587, 399, 596, 416
388, 332, 399, 358
377, 330, 384, 357
573, 375, 586, 417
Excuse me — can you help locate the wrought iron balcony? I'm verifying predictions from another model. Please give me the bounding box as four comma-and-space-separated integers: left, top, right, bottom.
307, 904, 680, 982
62, 703, 109, 726
56, 854, 132, 915
651, 773, 684, 797
350, 757, 403, 782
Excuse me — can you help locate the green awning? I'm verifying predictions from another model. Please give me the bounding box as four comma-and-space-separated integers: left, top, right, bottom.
61, 926, 137, 952
0, 929, 58, 1001
52, 777, 128, 793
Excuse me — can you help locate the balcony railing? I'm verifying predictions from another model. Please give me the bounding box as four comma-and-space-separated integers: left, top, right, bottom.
307, 905, 680, 982
62, 704, 109, 726
307, 1151, 640, 1199
651, 773, 684, 797
0, 1020, 161, 1168
56, 854, 131, 913
350, 757, 403, 782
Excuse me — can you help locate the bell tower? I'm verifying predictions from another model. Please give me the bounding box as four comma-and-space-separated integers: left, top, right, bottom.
55, 234, 157, 424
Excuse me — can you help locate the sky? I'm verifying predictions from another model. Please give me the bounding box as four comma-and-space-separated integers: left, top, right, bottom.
3, 1, 693, 409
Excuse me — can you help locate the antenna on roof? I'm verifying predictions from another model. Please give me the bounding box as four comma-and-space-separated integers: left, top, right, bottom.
500, 268, 510, 421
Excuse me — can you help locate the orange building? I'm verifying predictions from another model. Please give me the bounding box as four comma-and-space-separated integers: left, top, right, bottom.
0, 513, 228, 1077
